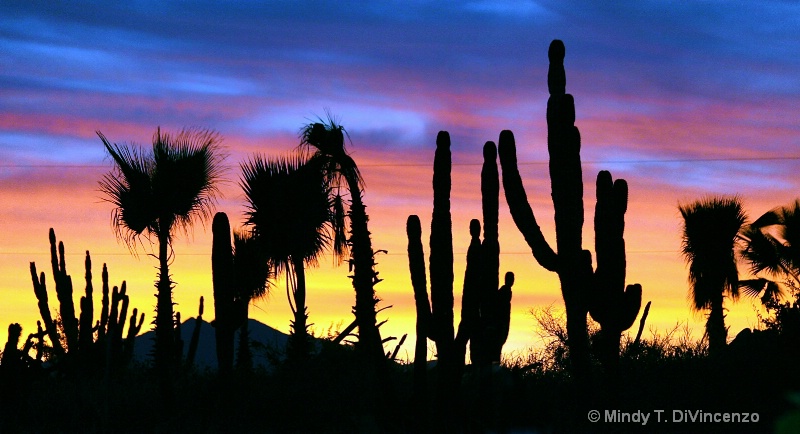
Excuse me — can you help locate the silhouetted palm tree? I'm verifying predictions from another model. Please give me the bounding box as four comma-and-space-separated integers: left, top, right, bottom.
738, 200, 800, 302
299, 118, 384, 362
679, 196, 747, 355
98, 127, 223, 386
232, 229, 271, 370
240, 154, 345, 359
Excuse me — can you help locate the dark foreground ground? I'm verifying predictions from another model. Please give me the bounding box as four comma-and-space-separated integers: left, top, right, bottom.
2, 333, 799, 434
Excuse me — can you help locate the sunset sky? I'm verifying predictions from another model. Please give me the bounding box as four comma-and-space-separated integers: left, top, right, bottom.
1, 1, 799, 360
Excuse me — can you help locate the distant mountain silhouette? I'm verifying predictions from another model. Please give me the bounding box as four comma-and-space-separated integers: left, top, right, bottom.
133, 318, 302, 370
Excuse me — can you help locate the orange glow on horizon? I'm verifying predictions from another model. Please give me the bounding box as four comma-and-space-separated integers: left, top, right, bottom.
1, 137, 785, 362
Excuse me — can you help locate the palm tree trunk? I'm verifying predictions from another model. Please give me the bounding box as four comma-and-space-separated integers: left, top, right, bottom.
289, 256, 309, 359
347, 181, 384, 363
707, 292, 727, 355
155, 225, 175, 398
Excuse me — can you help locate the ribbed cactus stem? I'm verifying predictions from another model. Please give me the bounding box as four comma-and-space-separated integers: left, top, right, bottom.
212, 212, 235, 374
498, 40, 643, 381
455, 219, 482, 361
108, 286, 120, 340
29, 263, 63, 355
50, 229, 78, 352
481, 141, 500, 293
495, 272, 514, 357
406, 215, 430, 402
123, 307, 144, 366
79, 251, 94, 352
430, 131, 454, 352
99, 263, 110, 342
591, 171, 642, 333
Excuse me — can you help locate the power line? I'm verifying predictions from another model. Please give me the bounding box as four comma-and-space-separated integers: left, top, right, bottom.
1, 156, 799, 169
0, 250, 678, 257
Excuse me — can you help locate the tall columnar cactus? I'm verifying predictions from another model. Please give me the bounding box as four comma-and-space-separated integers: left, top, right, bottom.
407, 215, 430, 404
78, 251, 94, 353
212, 212, 236, 374
30, 263, 64, 356
99, 264, 110, 342
407, 132, 512, 429
429, 131, 455, 365
49, 229, 78, 352
498, 40, 642, 379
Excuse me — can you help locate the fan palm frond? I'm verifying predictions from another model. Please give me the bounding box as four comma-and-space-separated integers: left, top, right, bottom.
150, 127, 225, 238
233, 229, 272, 301
240, 153, 340, 273
98, 127, 225, 247
679, 196, 747, 311
98, 132, 157, 245
739, 278, 783, 302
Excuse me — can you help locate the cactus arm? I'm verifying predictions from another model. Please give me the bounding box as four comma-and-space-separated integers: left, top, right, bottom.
407, 214, 430, 401
99, 263, 110, 342
407, 215, 431, 341
49, 230, 78, 352
455, 220, 483, 357
30, 263, 64, 356
78, 251, 94, 351
590, 170, 641, 332
498, 130, 558, 271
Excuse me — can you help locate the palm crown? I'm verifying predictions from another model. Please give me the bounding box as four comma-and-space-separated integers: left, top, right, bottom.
98, 127, 224, 246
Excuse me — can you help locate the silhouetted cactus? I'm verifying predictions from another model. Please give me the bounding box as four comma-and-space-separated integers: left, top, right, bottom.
407, 132, 513, 430
99, 263, 110, 342
49, 229, 79, 353
212, 212, 236, 374
1, 324, 23, 369
123, 308, 144, 365
28, 229, 143, 373
406, 215, 430, 407
30, 262, 64, 356
497, 40, 642, 380
186, 296, 204, 369
591, 171, 642, 372
78, 251, 94, 354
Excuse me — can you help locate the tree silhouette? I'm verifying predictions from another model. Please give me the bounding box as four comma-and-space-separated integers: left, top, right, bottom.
98, 127, 224, 391
299, 118, 385, 363
738, 200, 800, 301
679, 196, 747, 355
240, 154, 345, 360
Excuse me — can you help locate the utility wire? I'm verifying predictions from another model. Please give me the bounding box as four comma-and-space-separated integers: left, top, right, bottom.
1, 156, 800, 169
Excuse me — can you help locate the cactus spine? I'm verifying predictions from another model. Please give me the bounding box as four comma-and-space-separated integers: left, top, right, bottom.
498, 40, 641, 380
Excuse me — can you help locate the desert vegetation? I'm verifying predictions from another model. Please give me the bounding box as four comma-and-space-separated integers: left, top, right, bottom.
2, 40, 799, 433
